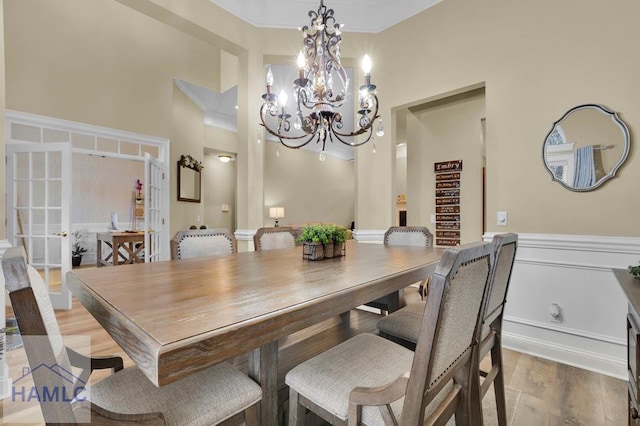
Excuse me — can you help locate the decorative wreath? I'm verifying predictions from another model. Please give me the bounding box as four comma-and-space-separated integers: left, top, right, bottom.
179, 154, 204, 171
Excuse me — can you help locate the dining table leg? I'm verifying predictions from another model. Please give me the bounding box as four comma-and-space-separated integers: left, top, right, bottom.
249, 341, 278, 426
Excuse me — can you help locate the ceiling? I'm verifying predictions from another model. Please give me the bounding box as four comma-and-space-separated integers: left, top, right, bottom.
178, 1, 442, 160
209, 0, 442, 33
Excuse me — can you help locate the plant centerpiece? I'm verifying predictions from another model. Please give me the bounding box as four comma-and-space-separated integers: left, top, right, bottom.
629, 261, 640, 278
298, 224, 349, 261
71, 229, 89, 267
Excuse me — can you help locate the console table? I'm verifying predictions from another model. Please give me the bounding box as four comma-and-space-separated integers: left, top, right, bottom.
613, 268, 640, 424
96, 231, 144, 267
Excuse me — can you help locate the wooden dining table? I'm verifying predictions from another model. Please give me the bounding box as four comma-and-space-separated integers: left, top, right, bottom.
66, 240, 445, 425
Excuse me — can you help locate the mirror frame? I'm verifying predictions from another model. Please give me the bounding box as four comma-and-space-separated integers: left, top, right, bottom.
542, 104, 630, 192
177, 155, 202, 203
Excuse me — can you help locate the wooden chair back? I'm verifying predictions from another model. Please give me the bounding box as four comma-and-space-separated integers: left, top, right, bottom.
2, 247, 78, 423
401, 241, 494, 424
253, 227, 297, 251
170, 228, 237, 259
478, 233, 518, 425
483, 233, 518, 336
384, 226, 434, 248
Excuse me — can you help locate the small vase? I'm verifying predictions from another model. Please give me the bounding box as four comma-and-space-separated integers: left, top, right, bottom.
72, 255, 82, 267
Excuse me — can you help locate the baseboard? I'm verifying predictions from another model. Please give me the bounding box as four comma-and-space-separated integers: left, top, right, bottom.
502, 329, 627, 380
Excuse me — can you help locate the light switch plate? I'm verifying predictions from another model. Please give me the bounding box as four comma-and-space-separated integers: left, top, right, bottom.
497, 211, 507, 226
430, 214, 436, 224
222, 204, 229, 212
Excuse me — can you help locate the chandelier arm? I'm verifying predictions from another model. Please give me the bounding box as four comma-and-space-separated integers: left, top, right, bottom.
331, 121, 376, 147
260, 121, 319, 149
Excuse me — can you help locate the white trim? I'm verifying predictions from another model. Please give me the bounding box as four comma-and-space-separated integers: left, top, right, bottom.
6, 110, 167, 146
234, 229, 257, 241
514, 257, 617, 273
503, 315, 626, 347
352, 229, 386, 243
502, 331, 627, 380
483, 232, 640, 254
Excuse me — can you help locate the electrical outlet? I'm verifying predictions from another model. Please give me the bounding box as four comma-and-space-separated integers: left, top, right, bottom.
497, 211, 508, 226
430, 214, 436, 224
550, 303, 562, 323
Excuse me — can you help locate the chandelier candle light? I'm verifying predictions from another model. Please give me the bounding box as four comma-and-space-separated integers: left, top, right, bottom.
260, 0, 383, 158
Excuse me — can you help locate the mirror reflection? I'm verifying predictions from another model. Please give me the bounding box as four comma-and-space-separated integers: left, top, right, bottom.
543, 104, 630, 191
177, 155, 202, 203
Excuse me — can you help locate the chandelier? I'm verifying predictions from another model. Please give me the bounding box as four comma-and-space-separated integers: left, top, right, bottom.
260, 0, 383, 157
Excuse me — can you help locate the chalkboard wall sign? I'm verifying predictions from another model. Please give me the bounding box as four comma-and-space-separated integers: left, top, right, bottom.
434, 160, 462, 246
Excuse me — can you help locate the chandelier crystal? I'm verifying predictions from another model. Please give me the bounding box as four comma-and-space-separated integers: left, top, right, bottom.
260, 0, 383, 153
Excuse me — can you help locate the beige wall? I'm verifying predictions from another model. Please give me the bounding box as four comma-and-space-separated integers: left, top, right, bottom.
263, 143, 354, 228
372, 0, 640, 237
406, 92, 485, 243
72, 154, 144, 225
203, 151, 236, 231
4, 0, 640, 242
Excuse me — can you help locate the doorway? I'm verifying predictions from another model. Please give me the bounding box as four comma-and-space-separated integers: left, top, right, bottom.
6, 111, 170, 309
396, 87, 486, 243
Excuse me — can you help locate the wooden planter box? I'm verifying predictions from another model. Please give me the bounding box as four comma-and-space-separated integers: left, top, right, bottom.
302, 242, 346, 260
303, 242, 324, 260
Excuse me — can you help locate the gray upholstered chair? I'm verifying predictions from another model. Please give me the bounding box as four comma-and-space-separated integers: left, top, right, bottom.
2, 247, 261, 425
170, 228, 237, 260
286, 241, 494, 425
364, 226, 434, 314
377, 233, 518, 425
253, 227, 297, 251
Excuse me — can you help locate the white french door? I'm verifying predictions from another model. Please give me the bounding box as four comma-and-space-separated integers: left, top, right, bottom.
144, 153, 166, 262
7, 142, 72, 309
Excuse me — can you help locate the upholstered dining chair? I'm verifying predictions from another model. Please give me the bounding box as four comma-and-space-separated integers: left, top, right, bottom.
253, 226, 298, 251
170, 228, 237, 259
2, 247, 261, 425
364, 226, 434, 314
285, 241, 494, 425
377, 233, 518, 425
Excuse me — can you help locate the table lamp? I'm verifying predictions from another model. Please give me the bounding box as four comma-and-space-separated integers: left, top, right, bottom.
269, 207, 284, 227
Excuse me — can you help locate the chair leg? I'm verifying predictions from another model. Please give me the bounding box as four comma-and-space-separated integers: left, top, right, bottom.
244, 403, 260, 426
288, 389, 306, 426
490, 342, 507, 426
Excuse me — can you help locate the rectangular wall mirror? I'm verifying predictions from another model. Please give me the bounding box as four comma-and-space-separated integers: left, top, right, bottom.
177, 155, 202, 203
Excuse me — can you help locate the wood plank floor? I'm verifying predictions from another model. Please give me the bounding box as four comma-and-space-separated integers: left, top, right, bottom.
1, 298, 628, 425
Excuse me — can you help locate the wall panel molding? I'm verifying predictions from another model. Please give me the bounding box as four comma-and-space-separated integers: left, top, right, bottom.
484, 232, 640, 379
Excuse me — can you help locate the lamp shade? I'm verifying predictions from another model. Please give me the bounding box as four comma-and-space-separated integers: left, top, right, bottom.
269, 207, 285, 218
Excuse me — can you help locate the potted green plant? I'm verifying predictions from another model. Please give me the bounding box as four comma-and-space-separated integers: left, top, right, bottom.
330, 225, 349, 257
297, 224, 349, 260
71, 229, 89, 267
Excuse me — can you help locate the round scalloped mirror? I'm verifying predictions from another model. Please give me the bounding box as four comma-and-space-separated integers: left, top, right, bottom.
543, 104, 630, 191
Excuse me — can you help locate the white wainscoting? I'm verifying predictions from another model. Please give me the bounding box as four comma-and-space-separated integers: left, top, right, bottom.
484, 232, 639, 380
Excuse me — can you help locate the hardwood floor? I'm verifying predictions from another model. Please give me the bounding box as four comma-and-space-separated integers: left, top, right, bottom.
1, 298, 627, 425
